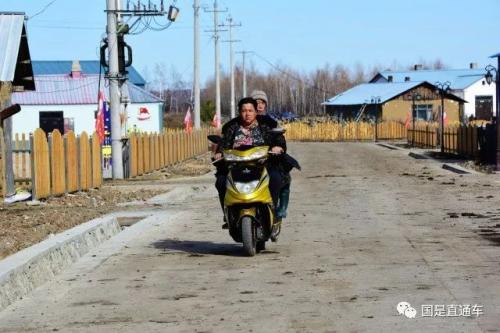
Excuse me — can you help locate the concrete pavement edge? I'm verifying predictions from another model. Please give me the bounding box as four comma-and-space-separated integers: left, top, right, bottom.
0, 214, 122, 311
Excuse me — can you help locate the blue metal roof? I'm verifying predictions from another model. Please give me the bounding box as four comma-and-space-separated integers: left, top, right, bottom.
374, 68, 485, 90
323, 82, 423, 106
31, 60, 146, 87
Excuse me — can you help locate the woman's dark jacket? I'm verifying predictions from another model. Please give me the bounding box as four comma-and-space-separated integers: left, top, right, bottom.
216, 115, 286, 154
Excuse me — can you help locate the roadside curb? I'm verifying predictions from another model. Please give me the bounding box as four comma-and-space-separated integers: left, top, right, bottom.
0, 215, 121, 311
376, 143, 400, 150
383, 143, 483, 175
0, 181, 209, 312
442, 163, 473, 174
408, 151, 428, 159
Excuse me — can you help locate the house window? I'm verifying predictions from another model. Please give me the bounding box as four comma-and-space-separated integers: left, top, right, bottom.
39, 111, 64, 135
475, 95, 493, 120
64, 118, 74, 133
415, 104, 433, 121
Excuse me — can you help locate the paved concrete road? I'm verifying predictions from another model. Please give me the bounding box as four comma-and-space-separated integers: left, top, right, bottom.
1, 142, 500, 333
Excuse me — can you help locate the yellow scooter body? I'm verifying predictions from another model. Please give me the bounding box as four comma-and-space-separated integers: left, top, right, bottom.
223, 146, 276, 241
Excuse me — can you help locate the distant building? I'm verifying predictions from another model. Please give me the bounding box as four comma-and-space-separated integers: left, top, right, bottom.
323, 81, 466, 123
11, 60, 163, 135
370, 65, 494, 120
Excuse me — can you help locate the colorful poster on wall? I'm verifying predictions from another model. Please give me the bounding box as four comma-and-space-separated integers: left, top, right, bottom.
96, 91, 112, 178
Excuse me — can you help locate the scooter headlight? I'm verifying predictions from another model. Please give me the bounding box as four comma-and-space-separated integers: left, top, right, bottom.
234, 180, 260, 194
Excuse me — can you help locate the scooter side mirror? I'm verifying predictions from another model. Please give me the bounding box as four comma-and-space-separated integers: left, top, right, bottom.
271, 127, 286, 134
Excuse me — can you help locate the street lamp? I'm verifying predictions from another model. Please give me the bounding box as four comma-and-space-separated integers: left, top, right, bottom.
408, 91, 421, 146
371, 96, 381, 142
485, 58, 500, 170
485, 65, 496, 85
435, 81, 451, 153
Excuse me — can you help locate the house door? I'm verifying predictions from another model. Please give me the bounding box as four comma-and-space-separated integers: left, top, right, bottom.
39, 111, 64, 135
475, 96, 493, 120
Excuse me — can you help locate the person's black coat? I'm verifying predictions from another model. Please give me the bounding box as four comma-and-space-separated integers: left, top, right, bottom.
215, 115, 286, 154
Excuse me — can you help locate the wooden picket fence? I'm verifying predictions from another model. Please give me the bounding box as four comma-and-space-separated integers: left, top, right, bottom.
2, 127, 212, 201
407, 123, 439, 148
12, 133, 31, 188
443, 125, 479, 158
129, 128, 211, 178
282, 121, 406, 141
407, 123, 479, 158
15, 129, 103, 200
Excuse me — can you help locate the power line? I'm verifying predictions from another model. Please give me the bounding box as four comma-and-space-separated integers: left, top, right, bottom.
252, 52, 335, 95
204, 0, 227, 127
220, 15, 241, 118
30, 25, 103, 31
29, 0, 58, 20
29, 80, 99, 94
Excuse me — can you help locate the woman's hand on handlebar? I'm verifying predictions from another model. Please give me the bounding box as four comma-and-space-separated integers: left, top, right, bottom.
214, 152, 223, 160
269, 146, 284, 155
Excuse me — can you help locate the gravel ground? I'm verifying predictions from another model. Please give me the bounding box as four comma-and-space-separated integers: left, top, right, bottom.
0, 153, 212, 259
1, 143, 500, 332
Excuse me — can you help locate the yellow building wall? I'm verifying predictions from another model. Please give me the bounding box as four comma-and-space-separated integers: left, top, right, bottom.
381, 86, 461, 123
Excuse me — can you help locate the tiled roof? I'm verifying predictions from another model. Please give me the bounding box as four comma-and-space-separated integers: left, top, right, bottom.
11, 74, 162, 105
31, 60, 146, 87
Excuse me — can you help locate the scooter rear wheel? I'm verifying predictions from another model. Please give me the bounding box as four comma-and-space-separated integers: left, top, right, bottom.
241, 216, 256, 256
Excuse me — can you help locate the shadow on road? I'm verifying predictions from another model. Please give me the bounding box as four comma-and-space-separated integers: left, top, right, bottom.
151, 239, 246, 257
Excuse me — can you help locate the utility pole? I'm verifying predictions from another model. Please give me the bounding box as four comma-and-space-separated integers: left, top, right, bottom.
106, 0, 124, 179
221, 16, 241, 119
104, 0, 178, 179
236, 50, 252, 97
193, 0, 201, 129
205, 1, 227, 128
116, 0, 130, 137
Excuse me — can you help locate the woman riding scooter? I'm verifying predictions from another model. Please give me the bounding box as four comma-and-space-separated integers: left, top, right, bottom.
214, 97, 286, 229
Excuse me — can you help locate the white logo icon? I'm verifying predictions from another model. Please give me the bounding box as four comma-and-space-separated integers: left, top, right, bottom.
397, 301, 417, 319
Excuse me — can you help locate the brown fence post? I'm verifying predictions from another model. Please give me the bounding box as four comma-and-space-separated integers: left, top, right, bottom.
129, 132, 137, 178
143, 133, 150, 173
137, 133, 144, 176
154, 133, 160, 170
176, 131, 181, 163
50, 130, 66, 196
65, 131, 78, 193
31, 129, 51, 200
149, 134, 154, 172
159, 132, 165, 168
91, 132, 102, 188
78, 132, 91, 191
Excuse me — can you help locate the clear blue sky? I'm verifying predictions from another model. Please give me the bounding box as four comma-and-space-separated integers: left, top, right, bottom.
2, 0, 500, 87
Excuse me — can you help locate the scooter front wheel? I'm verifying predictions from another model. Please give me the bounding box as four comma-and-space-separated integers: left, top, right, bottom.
241, 216, 256, 256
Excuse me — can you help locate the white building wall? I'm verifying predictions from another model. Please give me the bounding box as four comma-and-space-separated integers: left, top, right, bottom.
11, 104, 95, 135
462, 79, 496, 118
126, 103, 162, 133
11, 102, 162, 135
